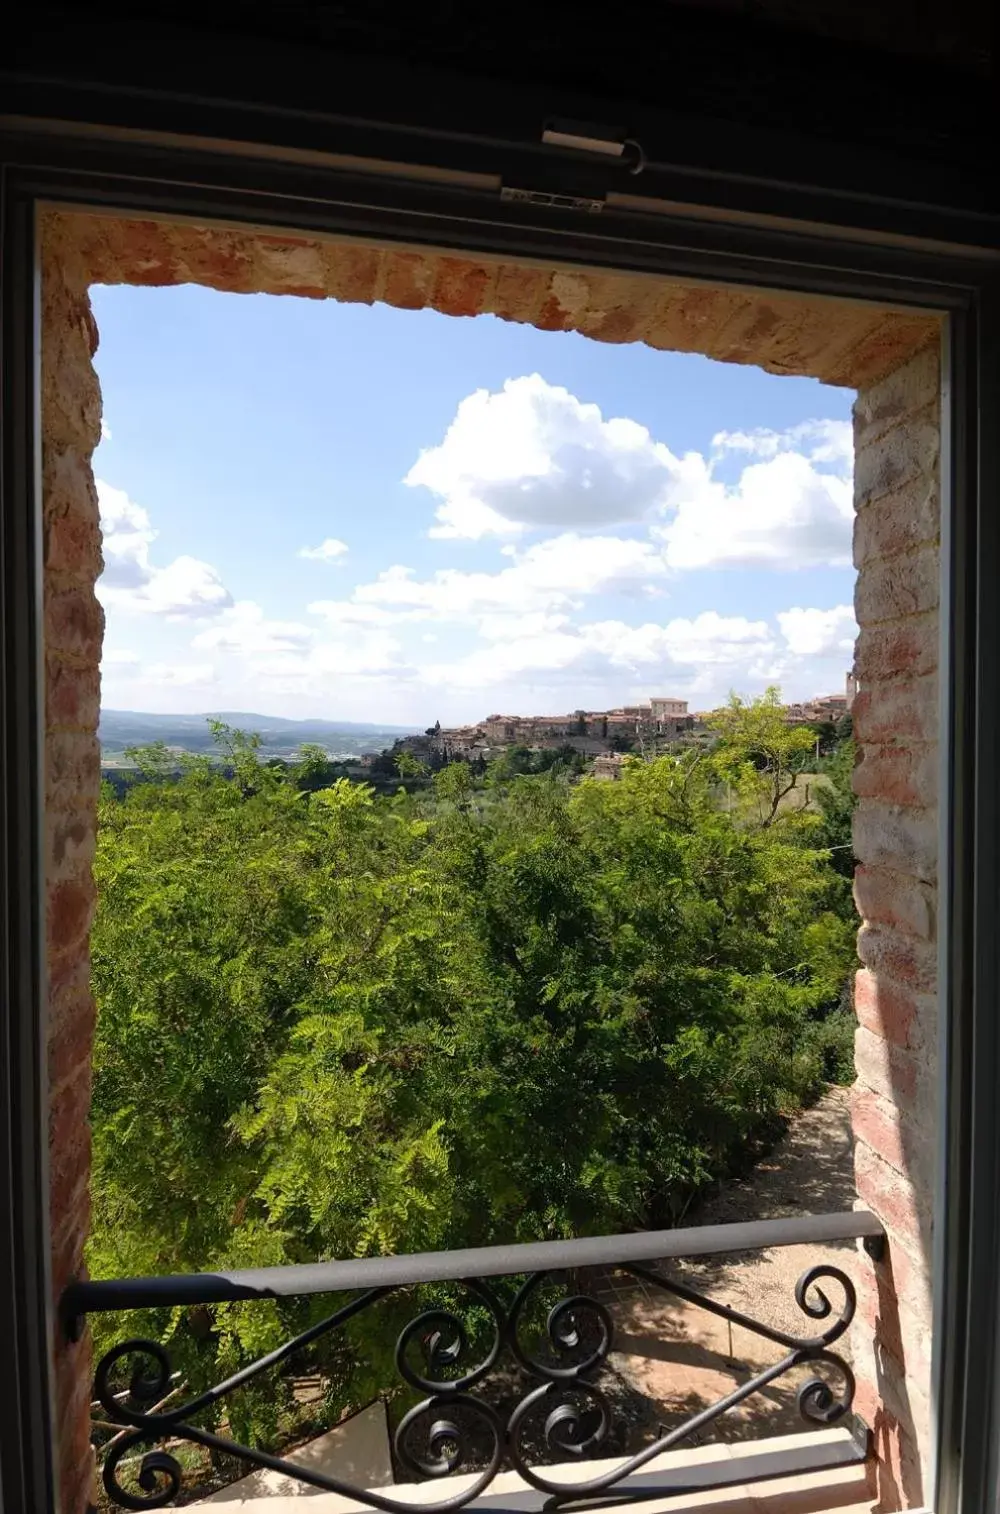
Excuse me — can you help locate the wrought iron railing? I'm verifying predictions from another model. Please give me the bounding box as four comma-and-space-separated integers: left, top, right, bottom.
62, 1211, 885, 1511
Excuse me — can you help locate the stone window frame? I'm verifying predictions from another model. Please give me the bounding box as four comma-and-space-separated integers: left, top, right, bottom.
1, 131, 999, 1514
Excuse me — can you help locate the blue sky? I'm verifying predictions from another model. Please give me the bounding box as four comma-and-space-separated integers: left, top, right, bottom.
92, 283, 857, 725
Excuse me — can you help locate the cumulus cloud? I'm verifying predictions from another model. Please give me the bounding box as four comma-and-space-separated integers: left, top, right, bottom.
185, 601, 414, 699
655, 612, 775, 666
299, 538, 349, 562
306, 635, 410, 678
777, 604, 858, 657
97, 480, 231, 617
712, 420, 853, 468
406, 375, 675, 539
94, 396, 858, 720
348, 534, 668, 622
421, 612, 776, 695
248, 631, 413, 694
99, 481, 156, 589
192, 601, 312, 655
405, 378, 853, 571
655, 449, 852, 571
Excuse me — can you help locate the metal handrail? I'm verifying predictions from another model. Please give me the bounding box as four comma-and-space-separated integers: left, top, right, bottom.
62, 1208, 883, 1331
72, 1210, 885, 1510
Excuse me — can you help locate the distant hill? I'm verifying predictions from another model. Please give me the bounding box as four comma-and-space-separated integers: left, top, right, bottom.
99, 709, 419, 762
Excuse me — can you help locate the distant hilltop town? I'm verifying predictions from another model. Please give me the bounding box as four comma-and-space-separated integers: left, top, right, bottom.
379, 676, 857, 775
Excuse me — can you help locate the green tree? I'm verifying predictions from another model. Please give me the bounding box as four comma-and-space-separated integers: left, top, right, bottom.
88, 709, 856, 1448
815, 736, 857, 882
394, 749, 429, 782
710, 687, 818, 826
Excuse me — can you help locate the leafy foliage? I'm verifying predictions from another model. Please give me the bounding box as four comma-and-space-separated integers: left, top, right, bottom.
89, 707, 856, 1437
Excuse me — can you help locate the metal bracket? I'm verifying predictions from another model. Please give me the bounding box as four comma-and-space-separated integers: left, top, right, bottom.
59, 1280, 83, 1344
863, 1232, 887, 1264
500, 186, 604, 213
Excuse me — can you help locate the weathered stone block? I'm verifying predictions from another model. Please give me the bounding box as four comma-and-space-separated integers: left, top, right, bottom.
854, 862, 935, 939
853, 345, 940, 451
854, 472, 939, 564
854, 403, 939, 509
855, 545, 939, 623
851, 676, 938, 744
855, 1024, 920, 1108
855, 614, 938, 681
853, 742, 937, 809
854, 967, 920, 1048
855, 1138, 928, 1255
857, 923, 937, 994
853, 799, 937, 881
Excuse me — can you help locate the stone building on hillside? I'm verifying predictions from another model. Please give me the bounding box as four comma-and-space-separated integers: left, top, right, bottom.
592, 752, 630, 780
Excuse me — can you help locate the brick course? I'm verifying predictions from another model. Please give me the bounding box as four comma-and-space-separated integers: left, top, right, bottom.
46, 210, 938, 387
851, 344, 941, 1509
855, 614, 938, 683
41, 224, 104, 1514
852, 746, 936, 811
39, 209, 941, 1512
853, 864, 935, 940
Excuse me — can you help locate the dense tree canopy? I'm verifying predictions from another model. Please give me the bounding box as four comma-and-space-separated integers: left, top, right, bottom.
88, 694, 856, 1441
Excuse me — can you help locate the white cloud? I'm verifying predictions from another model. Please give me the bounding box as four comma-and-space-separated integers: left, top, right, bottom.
800, 420, 853, 467
421, 612, 775, 695
712, 428, 784, 459
712, 419, 853, 468
406, 375, 676, 539
192, 601, 312, 655
97, 480, 231, 618
140, 558, 232, 617
307, 636, 409, 677
92, 398, 857, 722
656, 449, 853, 571
143, 662, 217, 688
98, 481, 156, 588
476, 611, 572, 643
655, 611, 775, 666
299, 538, 349, 562
350, 534, 668, 622
100, 420, 112, 443
248, 632, 412, 695
777, 604, 858, 657
404, 379, 853, 572
308, 600, 418, 629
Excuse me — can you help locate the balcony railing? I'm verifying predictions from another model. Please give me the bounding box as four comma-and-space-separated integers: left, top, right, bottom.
61, 1210, 885, 1511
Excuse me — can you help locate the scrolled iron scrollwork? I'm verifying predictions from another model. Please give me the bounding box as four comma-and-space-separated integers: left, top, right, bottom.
395, 1278, 505, 1393
508, 1273, 614, 1380
91, 1259, 861, 1509
95, 1338, 176, 1431
394, 1392, 505, 1486
102, 1434, 183, 1513
796, 1350, 856, 1426
507, 1379, 612, 1488
793, 1263, 856, 1347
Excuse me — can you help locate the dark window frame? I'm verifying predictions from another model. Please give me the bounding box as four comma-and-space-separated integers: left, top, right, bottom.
1, 106, 998, 1514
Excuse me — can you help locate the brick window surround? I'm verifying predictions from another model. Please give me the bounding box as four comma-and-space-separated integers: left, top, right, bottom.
41, 207, 942, 1513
